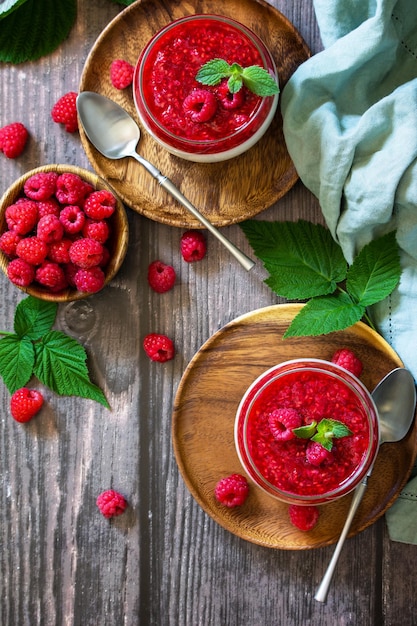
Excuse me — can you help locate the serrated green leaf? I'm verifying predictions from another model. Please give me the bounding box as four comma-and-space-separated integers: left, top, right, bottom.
240, 220, 347, 299
284, 293, 365, 338
228, 74, 243, 94
0, 0, 76, 63
14, 296, 57, 340
0, 0, 29, 19
312, 418, 352, 451
196, 58, 231, 86
241, 65, 279, 96
0, 335, 35, 393
33, 331, 109, 408
346, 231, 401, 307
293, 421, 317, 439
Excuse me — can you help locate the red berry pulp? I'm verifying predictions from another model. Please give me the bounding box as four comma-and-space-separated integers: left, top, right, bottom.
235, 359, 379, 505
134, 14, 278, 161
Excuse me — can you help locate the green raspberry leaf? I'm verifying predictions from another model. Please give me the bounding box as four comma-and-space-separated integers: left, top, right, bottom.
293, 421, 317, 439
0, 0, 30, 19
196, 58, 232, 85
14, 296, 57, 340
33, 331, 109, 408
241, 65, 279, 96
0, 0, 77, 63
284, 293, 365, 338
0, 335, 35, 393
312, 418, 352, 451
240, 220, 348, 299
346, 231, 401, 307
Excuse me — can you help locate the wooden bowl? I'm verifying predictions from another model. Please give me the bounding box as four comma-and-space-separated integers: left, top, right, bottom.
0, 164, 129, 302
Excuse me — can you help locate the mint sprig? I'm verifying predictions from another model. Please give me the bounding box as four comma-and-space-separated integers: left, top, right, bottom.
0, 296, 109, 408
293, 419, 352, 451
240, 220, 401, 337
196, 58, 279, 97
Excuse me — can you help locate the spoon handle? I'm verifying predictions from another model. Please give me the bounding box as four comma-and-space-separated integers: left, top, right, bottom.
314, 475, 370, 603
131, 153, 255, 271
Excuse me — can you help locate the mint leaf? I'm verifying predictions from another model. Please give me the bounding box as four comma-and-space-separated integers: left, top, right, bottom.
284, 293, 365, 338
241, 65, 279, 96
14, 297, 57, 340
196, 58, 231, 85
0, 0, 76, 63
33, 331, 109, 408
311, 419, 352, 451
0, 335, 35, 393
346, 231, 401, 306
293, 421, 317, 439
0, 0, 29, 19
241, 220, 347, 299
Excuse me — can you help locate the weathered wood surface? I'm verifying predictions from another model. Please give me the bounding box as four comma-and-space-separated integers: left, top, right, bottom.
0, 1, 416, 625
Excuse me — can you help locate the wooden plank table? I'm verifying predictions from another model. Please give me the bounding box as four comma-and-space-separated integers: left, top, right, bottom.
0, 1, 416, 624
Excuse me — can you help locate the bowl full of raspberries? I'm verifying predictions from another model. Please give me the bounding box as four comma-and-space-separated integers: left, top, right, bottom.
0, 164, 129, 301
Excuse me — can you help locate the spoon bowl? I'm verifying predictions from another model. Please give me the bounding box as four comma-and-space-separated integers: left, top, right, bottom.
76, 91, 255, 271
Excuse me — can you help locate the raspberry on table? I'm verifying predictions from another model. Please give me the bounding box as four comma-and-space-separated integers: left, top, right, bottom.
82, 218, 110, 244
35, 261, 66, 290
143, 333, 175, 362
268, 408, 302, 441
306, 441, 333, 467
288, 504, 320, 531
214, 473, 249, 508
0, 230, 22, 257
48, 239, 72, 264
74, 266, 105, 293
23, 172, 58, 201
147, 260, 176, 293
96, 489, 128, 519
10, 388, 44, 423
180, 230, 207, 262
0, 122, 29, 158
183, 89, 217, 123
56, 172, 90, 205
5, 200, 38, 235
37, 214, 64, 244
51, 91, 78, 133
59, 205, 86, 234
69, 238, 104, 269
7, 258, 35, 287
16, 236, 48, 265
84, 189, 116, 220
331, 348, 363, 378
110, 59, 135, 89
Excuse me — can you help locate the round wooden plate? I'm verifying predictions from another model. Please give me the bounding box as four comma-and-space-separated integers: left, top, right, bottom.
79, 0, 310, 228
172, 304, 417, 549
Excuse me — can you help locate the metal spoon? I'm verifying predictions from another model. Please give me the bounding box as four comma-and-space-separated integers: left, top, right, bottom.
76, 91, 255, 271
315, 367, 416, 603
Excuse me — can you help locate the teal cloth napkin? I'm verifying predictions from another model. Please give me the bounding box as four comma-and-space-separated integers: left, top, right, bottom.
281, 0, 417, 542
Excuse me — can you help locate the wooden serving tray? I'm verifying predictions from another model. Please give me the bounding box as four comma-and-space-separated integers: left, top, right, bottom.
79, 0, 310, 227
172, 305, 417, 549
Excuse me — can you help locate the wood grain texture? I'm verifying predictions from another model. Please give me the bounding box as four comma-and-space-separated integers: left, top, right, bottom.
78, 0, 311, 227
1, 1, 417, 625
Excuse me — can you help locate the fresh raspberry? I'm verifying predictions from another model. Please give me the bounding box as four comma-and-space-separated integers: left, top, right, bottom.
10, 388, 44, 423
217, 80, 245, 110
48, 238, 72, 264
82, 218, 110, 243
96, 489, 128, 518
7, 258, 35, 287
23, 172, 58, 201
35, 261, 66, 289
214, 473, 249, 507
183, 89, 217, 122
0, 122, 29, 158
37, 214, 64, 244
55, 172, 90, 205
59, 205, 86, 234
69, 238, 103, 269
110, 59, 135, 89
51, 91, 78, 133
84, 189, 116, 220
16, 236, 48, 265
5, 200, 38, 235
143, 333, 175, 362
268, 408, 302, 441
306, 441, 333, 467
147, 260, 176, 293
331, 348, 363, 378
288, 505, 320, 531
180, 230, 207, 262
74, 266, 105, 293
0, 230, 22, 257
64, 262, 79, 287
37, 198, 60, 219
